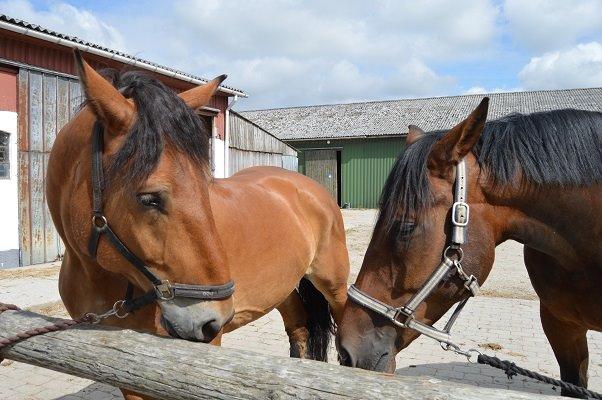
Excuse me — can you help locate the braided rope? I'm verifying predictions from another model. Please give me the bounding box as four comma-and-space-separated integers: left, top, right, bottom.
0, 302, 90, 363
478, 354, 602, 399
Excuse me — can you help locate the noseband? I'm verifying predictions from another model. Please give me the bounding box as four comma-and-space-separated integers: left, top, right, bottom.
347, 158, 479, 353
87, 122, 235, 316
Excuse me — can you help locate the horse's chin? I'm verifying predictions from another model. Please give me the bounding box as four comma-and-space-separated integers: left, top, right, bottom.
373, 352, 391, 372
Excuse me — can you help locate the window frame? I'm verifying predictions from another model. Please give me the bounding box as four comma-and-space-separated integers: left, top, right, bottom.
0, 130, 10, 180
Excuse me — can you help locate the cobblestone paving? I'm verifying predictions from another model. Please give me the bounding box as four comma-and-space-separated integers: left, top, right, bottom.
0, 210, 599, 399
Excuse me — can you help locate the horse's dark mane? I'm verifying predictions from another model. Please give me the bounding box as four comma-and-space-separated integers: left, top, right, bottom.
379, 109, 602, 237
97, 69, 210, 186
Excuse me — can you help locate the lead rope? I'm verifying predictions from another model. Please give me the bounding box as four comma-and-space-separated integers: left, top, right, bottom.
0, 300, 135, 364
475, 353, 602, 399
0, 303, 88, 363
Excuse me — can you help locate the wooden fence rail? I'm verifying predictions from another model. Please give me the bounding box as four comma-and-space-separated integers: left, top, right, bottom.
0, 308, 561, 399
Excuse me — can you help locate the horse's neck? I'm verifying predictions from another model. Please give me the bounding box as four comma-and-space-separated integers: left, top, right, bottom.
492, 184, 601, 267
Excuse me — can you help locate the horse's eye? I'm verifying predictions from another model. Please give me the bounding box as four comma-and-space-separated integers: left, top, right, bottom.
398, 221, 416, 241
137, 193, 163, 210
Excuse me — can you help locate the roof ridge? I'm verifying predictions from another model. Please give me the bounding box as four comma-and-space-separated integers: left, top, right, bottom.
241, 87, 602, 113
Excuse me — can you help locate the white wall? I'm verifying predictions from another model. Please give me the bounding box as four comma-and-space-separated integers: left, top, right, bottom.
0, 111, 19, 252
212, 136, 226, 178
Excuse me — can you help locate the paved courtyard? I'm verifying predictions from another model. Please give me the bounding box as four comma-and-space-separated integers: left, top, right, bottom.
0, 210, 600, 399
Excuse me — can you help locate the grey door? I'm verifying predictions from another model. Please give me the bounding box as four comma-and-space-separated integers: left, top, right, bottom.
18, 69, 82, 266
304, 149, 338, 202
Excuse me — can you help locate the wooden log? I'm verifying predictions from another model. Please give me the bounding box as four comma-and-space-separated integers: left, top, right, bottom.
0, 309, 561, 400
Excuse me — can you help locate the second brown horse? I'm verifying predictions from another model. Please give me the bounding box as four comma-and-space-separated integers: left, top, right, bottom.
337, 98, 601, 397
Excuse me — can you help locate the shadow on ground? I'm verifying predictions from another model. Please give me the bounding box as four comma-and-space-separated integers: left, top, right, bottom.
53, 382, 121, 400
396, 362, 561, 397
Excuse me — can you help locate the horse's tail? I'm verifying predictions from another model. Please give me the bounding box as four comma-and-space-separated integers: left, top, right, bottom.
297, 277, 334, 362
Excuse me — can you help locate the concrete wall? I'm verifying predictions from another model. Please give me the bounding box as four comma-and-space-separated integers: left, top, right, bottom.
0, 67, 18, 268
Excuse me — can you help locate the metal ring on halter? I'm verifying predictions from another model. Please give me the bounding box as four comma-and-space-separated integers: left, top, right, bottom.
112, 300, 130, 319
466, 349, 481, 364
443, 246, 463, 262
92, 214, 108, 230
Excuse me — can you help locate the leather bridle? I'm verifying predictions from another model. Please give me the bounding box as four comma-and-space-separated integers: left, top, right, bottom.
347, 158, 480, 353
87, 122, 235, 318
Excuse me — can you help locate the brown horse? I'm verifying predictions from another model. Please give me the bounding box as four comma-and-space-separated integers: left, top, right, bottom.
47, 52, 349, 400
336, 98, 602, 396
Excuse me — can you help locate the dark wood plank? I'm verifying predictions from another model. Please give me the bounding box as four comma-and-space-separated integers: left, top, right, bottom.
17, 69, 28, 152
17, 151, 31, 266
56, 77, 70, 132
42, 74, 57, 152
69, 80, 82, 118
43, 153, 59, 262
28, 71, 43, 152
28, 151, 45, 264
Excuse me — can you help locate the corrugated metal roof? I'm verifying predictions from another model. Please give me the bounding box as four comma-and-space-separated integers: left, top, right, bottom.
0, 14, 247, 96
241, 88, 602, 140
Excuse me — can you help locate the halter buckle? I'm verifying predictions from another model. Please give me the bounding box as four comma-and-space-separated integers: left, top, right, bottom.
464, 275, 480, 296
392, 307, 413, 328
155, 280, 175, 300
451, 201, 469, 227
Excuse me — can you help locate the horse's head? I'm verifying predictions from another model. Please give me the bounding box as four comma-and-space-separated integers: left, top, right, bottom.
337, 98, 498, 372
52, 52, 234, 342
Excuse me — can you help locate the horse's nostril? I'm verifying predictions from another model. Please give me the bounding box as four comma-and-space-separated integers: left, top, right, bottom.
338, 345, 355, 367
200, 319, 221, 342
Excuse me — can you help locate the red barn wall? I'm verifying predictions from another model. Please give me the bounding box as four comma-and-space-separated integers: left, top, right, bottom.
0, 30, 230, 138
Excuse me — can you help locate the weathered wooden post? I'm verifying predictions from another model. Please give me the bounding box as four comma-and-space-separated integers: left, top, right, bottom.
0, 308, 562, 399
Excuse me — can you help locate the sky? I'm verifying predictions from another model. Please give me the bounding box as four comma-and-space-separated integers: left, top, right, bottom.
1, 0, 601, 110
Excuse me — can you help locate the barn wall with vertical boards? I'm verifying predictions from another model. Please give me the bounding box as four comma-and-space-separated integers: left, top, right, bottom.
17, 68, 82, 266
228, 111, 297, 175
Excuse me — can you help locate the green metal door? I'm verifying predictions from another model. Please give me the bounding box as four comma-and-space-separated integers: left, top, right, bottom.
304, 149, 338, 202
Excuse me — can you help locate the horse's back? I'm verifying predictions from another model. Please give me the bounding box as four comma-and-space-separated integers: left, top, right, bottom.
211, 166, 348, 330
227, 165, 341, 215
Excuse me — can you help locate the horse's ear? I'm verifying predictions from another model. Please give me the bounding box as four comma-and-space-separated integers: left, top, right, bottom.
427, 97, 489, 176
73, 50, 134, 136
407, 125, 425, 146
179, 75, 227, 110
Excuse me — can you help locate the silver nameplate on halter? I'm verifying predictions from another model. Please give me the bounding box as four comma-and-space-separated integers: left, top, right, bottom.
451, 201, 469, 226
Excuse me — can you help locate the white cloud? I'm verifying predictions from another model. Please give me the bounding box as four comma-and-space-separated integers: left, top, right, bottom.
0, 0, 126, 50
463, 86, 522, 95
504, 0, 602, 52
169, 0, 499, 63
141, 0, 495, 107
519, 42, 602, 90
0, 0, 502, 108
374, 0, 500, 59
223, 57, 455, 108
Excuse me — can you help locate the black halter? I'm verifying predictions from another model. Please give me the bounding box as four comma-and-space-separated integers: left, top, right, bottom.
87, 122, 235, 315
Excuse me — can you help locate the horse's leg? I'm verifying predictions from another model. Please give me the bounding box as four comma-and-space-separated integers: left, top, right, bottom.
306, 238, 349, 324
524, 247, 589, 397
540, 304, 589, 397
276, 290, 310, 358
